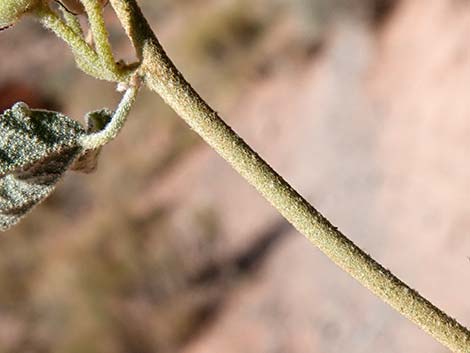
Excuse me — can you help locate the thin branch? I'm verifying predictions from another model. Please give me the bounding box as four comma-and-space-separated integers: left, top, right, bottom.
57, 3, 84, 36
35, 4, 107, 80
80, 0, 120, 79
109, 0, 470, 352
79, 82, 139, 150
36, 3, 131, 82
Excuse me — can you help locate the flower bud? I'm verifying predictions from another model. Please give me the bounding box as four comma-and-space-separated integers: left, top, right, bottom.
0, 0, 41, 29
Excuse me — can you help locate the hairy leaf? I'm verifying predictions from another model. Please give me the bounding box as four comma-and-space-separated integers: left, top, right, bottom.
0, 102, 86, 231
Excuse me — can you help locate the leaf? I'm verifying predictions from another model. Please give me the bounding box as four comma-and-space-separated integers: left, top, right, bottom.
0, 102, 86, 231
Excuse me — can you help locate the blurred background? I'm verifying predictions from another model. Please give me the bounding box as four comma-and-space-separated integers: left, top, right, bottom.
0, 0, 469, 352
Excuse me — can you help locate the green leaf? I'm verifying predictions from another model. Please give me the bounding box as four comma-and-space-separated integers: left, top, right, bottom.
0, 102, 86, 231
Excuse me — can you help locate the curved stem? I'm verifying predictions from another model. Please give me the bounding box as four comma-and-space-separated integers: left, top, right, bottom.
36, 3, 129, 82
79, 83, 139, 150
109, 1, 470, 352
35, 4, 107, 80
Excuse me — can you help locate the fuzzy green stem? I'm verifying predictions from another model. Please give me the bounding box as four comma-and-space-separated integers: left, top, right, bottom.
36, 3, 131, 82
109, 0, 470, 351
57, 3, 84, 36
80, 0, 120, 80
79, 84, 139, 149
36, 4, 108, 80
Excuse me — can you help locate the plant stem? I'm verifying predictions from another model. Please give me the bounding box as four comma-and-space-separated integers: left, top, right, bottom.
79, 83, 139, 150
57, 3, 84, 36
36, 3, 130, 82
36, 4, 107, 80
110, 0, 470, 351
81, 0, 121, 80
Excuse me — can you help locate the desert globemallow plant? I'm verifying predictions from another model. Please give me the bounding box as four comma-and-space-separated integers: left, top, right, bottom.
1, 0, 470, 352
